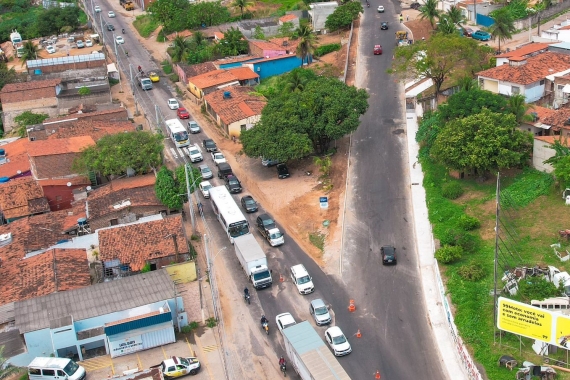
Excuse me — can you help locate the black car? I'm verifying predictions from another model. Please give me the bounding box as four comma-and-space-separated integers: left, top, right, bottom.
410, 2, 420, 9
224, 175, 242, 193
202, 139, 217, 152
241, 195, 258, 213
381, 22, 389, 30
256, 214, 276, 231
277, 163, 290, 179
381, 245, 397, 265
106, 24, 115, 31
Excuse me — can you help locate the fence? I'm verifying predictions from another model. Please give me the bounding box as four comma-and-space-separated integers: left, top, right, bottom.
342, 21, 354, 83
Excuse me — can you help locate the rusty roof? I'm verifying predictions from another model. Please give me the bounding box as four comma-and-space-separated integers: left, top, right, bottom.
228, 67, 259, 81
0, 178, 50, 219
43, 108, 128, 124
0, 139, 31, 179
496, 42, 553, 58
188, 69, 239, 90
0, 78, 61, 93
204, 87, 266, 125
28, 136, 95, 157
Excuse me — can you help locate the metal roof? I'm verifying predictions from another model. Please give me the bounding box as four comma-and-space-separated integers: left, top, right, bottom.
27, 53, 105, 68
14, 269, 175, 334
234, 234, 265, 262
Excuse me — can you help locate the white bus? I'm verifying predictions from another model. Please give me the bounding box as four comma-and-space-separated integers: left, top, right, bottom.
165, 119, 190, 148
209, 186, 250, 242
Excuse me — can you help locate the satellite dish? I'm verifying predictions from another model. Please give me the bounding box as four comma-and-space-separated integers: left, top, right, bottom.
16, 170, 21, 174
67, 182, 72, 187
86, 186, 92, 191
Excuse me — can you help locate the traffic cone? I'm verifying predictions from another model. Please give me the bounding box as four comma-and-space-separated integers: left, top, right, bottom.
356, 329, 362, 338
279, 274, 284, 282
375, 370, 381, 379
348, 299, 356, 312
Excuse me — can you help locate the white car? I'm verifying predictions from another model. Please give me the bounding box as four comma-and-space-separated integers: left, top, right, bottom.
325, 326, 352, 356
187, 144, 203, 163
115, 36, 124, 44
85, 39, 93, 47
108, 11, 116, 17
46, 45, 56, 54
211, 152, 226, 166
94, 5, 101, 12
377, 5, 384, 12
275, 313, 297, 334
168, 98, 179, 110
199, 181, 213, 199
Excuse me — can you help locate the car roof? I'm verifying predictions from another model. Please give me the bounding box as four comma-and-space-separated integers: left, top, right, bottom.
311, 298, 326, 308
375, 45, 381, 48
242, 195, 253, 200
276, 312, 295, 324
382, 245, 395, 254
168, 98, 177, 102
200, 181, 211, 187
258, 213, 272, 220
326, 326, 343, 336
199, 164, 209, 170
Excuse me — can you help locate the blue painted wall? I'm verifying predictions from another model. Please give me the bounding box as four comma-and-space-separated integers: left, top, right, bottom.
476, 14, 495, 27
248, 56, 303, 79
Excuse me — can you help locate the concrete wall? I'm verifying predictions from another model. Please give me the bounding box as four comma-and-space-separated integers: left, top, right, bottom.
480, 77, 499, 93
238, 18, 280, 38
514, 0, 570, 30
58, 91, 111, 113
90, 205, 166, 230
42, 183, 87, 211
533, 139, 555, 172
2, 106, 59, 132
29, 60, 107, 77
228, 115, 261, 137
10, 329, 52, 366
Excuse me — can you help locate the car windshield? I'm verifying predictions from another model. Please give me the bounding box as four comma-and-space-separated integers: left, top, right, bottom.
315, 306, 328, 315
174, 131, 188, 142
202, 168, 211, 174
206, 141, 215, 147
229, 179, 239, 185
202, 185, 212, 191
298, 275, 311, 284
253, 270, 270, 281
332, 334, 347, 345
179, 357, 190, 366
190, 148, 199, 155
245, 199, 255, 206
269, 231, 283, 239
229, 222, 249, 238
263, 218, 275, 226
63, 361, 80, 376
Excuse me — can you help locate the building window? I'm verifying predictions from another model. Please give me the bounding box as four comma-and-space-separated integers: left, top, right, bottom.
110, 219, 118, 226
559, 84, 565, 90
540, 80, 545, 85
240, 124, 246, 131
511, 86, 520, 94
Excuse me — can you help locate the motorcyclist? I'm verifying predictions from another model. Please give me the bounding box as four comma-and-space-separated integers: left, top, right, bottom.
244, 287, 249, 298
122, 28, 125, 33
137, 65, 142, 72
260, 315, 268, 326
279, 356, 286, 366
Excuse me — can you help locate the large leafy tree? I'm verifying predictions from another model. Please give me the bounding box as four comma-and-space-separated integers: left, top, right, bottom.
489, 7, 516, 52
231, 0, 254, 18
545, 138, 570, 187
37, 7, 80, 36
170, 35, 191, 62
148, 0, 190, 32
389, 34, 488, 97
431, 109, 532, 174
155, 166, 183, 210
438, 88, 508, 121
73, 131, 163, 176
295, 24, 318, 65
188, 2, 231, 28
419, 0, 440, 28
218, 27, 248, 56
325, 1, 363, 32
174, 165, 200, 201
241, 76, 369, 160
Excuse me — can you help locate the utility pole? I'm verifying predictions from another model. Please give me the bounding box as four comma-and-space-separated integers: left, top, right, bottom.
493, 172, 500, 342
185, 163, 197, 234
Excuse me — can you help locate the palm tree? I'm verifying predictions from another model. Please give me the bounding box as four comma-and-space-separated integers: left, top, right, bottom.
295, 24, 317, 66
419, 0, 440, 29
20, 40, 38, 65
489, 7, 516, 52
231, 0, 254, 18
284, 70, 307, 93
171, 35, 191, 62
446, 5, 464, 25
457, 76, 477, 92
436, 15, 457, 35
191, 31, 206, 47
0, 346, 19, 380
507, 94, 533, 123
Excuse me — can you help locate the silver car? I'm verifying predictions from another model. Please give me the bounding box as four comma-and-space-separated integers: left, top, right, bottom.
199, 164, 213, 180
310, 299, 332, 326
199, 181, 213, 199
188, 121, 201, 134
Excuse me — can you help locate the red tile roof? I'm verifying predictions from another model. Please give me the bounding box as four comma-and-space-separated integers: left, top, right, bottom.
477, 52, 570, 85
0, 177, 50, 219
248, 39, 286, 52
178, 62, 217, 79
538, 107, 570, 131
42, 121, 133, 141
213, 32, 224, 40
204, 87, 267, 126
269, 37, 299, 51
535, 135, 570, 146
0, 139, 31, 179
42, 108, 128, 125
496, 43, 553, 58
188, 69, 239, 90
98, 216, 188, 272
559, 25, 570, 31
166, 30, 193, 41
0, 78, 61, 94
279, 14, 298, 22
228, 67, 259, 81
28, 136, 95, 157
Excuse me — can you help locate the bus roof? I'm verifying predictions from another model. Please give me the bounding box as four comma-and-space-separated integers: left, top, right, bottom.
165, 119, 186, 133
209, 186, 247, 226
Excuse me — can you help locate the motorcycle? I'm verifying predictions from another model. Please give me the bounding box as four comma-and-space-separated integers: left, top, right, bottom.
244, 292, 250, 305
280, 363, 287, 377
262, 321, 269, 335
367, 2, 369, 7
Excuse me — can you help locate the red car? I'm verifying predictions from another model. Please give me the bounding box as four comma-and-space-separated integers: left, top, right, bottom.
177, 107, 190, 119
374, 45, 382, 55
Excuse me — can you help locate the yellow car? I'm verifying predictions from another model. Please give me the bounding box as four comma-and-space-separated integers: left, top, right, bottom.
148, 71, 160, 82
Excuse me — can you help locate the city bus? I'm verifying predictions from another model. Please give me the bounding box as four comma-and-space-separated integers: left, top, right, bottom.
209, 186, 250, 243
165, 119, 189, 148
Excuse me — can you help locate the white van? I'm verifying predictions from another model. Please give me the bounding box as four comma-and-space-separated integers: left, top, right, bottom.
28, 357, 86, 380
290, 264, 314, 295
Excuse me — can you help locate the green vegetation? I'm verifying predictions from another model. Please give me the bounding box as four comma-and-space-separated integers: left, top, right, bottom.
0, 346, 20, 380
501, 170, 553, 207
308, 231, 325, 252
206, 317, 217, 328
14, 111, 48, 137
174, 164, 201, 201
148, 0, 230, 33
180, 321, 200, 333
545, 138, 570, 188
434, 245, 463, 263
36, 6, 80, 36
78, 86, 91, 96
133, 14, 159, 38
325, 1, 363, 32
167, 28, 248, 64
258, 0, 304, 11
314, 43, 341, 57
155, 166, 183, 210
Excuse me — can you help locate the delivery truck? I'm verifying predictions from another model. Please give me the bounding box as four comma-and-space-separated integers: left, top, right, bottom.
234, 234, 272, 289
282, 321, 351, 380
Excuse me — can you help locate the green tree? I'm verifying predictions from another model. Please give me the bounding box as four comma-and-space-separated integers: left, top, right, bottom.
436, 15, 458, 35
419, 0, 440, 28
507, 93, 533, 123
325, 1, 363, 32
155, 166, 183, 210
218, 27, 248, 56
188, 1, 231, 28
14, 111, 48, 137
78, 86, 91, 96
20, 40, 37, 64
438, 88, 508, 121
231, 0, 253, 18
295, 24, 318, 65
544, 138, 570, 187
174, 165, 201, 200
73, 131, 163, 176
456, 75, 477, 92
489, 7, 516, 52
431, 109, 533, 174
0, 346, 19, 380
389, 34, 488, 98
446, 5, 464, 25
283, 69, 308, 93
278, 21, 294, 37
170, 35, 191, 62
0, 61, 23, 92
148, 0, 190, 32
241, 76, 369, 160
253, 25, 265, 40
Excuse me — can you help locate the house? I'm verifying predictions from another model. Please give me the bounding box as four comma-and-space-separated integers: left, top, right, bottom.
98, 216, 189, 275
477, 51, 570, 102
495, 43, 553, 66
84, 174, 166, 230
0, 138, 32, 180
0, 79, 61, 133
40, 107, 129, 129
175, 62, 217, 86
542, 20, 570, 42
456, 0, 498, 23
248, 39, 290, 59
279, 14, 300, 28
28, 119, 133, 142
243, 54, 303, 79
238, 18, 280, 39
204, 87, 266, 137
0, 178, 50, 222
308, 2, 338, 32
522, 105, 557, 136
28, 136, 95, 180
187, 68, 259, 101
533, 135, 570, 172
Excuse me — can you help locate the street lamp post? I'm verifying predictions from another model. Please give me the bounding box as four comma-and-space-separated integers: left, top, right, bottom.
185, 163, 197, 234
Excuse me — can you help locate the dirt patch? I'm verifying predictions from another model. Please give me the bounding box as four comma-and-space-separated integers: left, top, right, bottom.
404, 17, 434, 41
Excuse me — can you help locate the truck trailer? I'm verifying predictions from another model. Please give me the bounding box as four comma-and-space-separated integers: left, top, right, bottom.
282, 321, 351, 380
234, 234, 272, 289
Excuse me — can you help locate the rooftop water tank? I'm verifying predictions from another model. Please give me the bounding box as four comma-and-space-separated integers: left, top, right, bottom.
0, 177, 9, 183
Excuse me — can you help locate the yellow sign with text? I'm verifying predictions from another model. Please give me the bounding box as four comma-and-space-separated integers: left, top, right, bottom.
555, 315, 570, 348
497, 297, 552, 342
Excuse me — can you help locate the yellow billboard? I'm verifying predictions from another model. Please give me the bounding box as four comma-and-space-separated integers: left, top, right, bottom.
555, 315, 570, 348
497, 297, 552, 342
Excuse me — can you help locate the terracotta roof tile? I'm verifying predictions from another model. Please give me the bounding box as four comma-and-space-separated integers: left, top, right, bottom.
228, 67, 259, 81
166, 30, 193, 41
0, 178, 50, 219
178, 62, 217, 79
0, 139, 31, 179
31, 153, 81, 179
539, 107, 570, 131
213, 32, 224, 40
279, 14, 298, 22
204, 87, 267, 125
559, 25, 570, 31
496, 43, 553, 58
0, 78, 61, 94
43, 108, 128, 125
535, 135, 570, 146
42, 121, 133, 141
188, 69, 239, 90
478, 52, 570, 85
248, 39, 286, 52
98, 216, 188, 271
28, 136, 95, 157
269, 37, 299, 51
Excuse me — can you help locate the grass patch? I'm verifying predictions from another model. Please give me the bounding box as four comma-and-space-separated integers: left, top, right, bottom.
133, 14, 159, 38
258, 0, 305, 10
308, 231, 325, 252
162, 62, 173, 75
314, 43, 341, 57
78, 9, 87, 24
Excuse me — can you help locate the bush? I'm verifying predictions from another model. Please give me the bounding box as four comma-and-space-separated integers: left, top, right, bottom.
456, 232, 478, 253
518, 277, 561, 302
163, 63, 173, 74
458, 215, 480, 231
435, 245, 463, 264
315, 43, 341, 57
441, 181, 464, 199
457, 261, 485, 281
169, 73, 179, 82
133, 14, 159, 38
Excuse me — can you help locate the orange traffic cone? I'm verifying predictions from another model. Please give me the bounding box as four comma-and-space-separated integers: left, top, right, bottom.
375, 370, 381, 379
348, 299, 356, 312
356, 329, 362, 338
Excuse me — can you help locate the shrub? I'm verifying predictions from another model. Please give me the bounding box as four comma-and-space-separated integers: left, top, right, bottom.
163, 64, 173, 74
435, 245, 463, 264
456, 232, 478, 253
457, 261, 485, 281
315, 43, 341, 57
458, 215, 481, 231
169, 73, 179, 82
518, 277, 561, 302
206, 317, 217, 328
441, 181, 463, 199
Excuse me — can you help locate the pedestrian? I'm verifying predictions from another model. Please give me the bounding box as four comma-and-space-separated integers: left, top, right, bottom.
406, 15, 409, 21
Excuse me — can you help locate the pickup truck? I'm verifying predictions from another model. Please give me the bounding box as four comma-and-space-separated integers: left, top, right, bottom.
256, 214, 284, 246
152, 356, 201, 379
